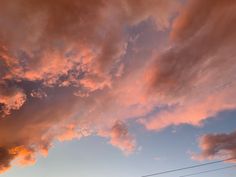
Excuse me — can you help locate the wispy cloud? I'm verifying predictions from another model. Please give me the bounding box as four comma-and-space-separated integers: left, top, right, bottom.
143, 0, 236, 130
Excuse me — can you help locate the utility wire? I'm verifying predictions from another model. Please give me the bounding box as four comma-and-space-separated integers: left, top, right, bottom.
179, 164, 236, 177
141, 157, 236, 177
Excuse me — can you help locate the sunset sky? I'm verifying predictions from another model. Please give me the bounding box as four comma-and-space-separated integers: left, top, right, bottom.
0, 0, 236, 177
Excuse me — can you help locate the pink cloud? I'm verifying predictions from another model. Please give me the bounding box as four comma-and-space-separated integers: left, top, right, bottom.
99, 121, 136, 155
143, 0, 236, 131
0, 0, 178, 173
1, 0, 236, 173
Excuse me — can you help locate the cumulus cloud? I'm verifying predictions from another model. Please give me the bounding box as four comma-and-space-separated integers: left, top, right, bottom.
194, 130, 236, 161
0, 0, 178, 173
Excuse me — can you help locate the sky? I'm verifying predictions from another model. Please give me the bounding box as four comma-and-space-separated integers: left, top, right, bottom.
0, 0, 236, 177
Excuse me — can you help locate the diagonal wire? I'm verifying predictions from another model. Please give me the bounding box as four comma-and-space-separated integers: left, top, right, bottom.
179, 164, 236, 177
141, 157, 236, 177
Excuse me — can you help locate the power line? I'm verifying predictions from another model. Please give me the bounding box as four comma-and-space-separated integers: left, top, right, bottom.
141, 157, 236, 177
179, 164, 236, 177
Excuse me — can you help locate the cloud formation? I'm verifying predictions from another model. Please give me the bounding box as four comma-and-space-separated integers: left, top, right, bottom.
0, 83, 26, 116
1, 0, 236, 173
99, 121, 136, 155
0, 0, 178, 173
195, 130, 236, 161
143, 0, 236, 130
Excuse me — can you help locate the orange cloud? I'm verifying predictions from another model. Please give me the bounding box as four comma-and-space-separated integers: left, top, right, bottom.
9, 146, 36, 166
0, 147, 14, 173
